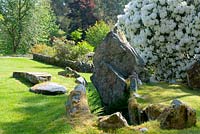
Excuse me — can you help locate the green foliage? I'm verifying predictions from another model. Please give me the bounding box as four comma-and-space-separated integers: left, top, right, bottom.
86, 82, 103, 116
0, 0, 35, 54
70, 29, 83, 42
2, 58, 200, 133
0, 14, 3, 21
86, 21, 110, 49
0, 0, 59, 54
30, 44, 56, 56
25, 0, 59, 45
54, 39, 76, 60
52, 29, 66, 38
54, 38, 93, 61
94, 0, 130, 23
76, 41, 94, 55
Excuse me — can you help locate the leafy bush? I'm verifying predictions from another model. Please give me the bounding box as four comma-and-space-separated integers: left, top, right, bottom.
86, 21, 110, 49
70, 29, 83, 42
54, 39, 75, 60
76, 41, 94, 54
54, 38, 93, 61
117, 0, 200, 81
31, 44, 55, 56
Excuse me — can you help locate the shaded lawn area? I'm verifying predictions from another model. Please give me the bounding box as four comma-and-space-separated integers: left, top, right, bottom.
1, 57, 200, 134
0, 57, 83, 134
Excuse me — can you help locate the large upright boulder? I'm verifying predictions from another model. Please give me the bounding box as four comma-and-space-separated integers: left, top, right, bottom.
187, 61, 200, 89
91, 31, 145, 113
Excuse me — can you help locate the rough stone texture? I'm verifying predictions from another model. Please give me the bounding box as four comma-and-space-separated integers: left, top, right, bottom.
98, 112, 128, 129
66, 84, 90, 117
30, 82, 67, 95
144, 104, 166, 121
58, 67, 80, 78
13, 72, 51, 84
160, 100, 196, 129
128, 96, 141, 125
33, 53, 93, 73
74, 84, 86, 93
91, 31, 146, 113
75, 77, 88, 86
187, 61, 200, 89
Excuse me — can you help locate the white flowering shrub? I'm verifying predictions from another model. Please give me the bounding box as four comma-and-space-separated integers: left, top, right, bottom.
116, 0, 200, 81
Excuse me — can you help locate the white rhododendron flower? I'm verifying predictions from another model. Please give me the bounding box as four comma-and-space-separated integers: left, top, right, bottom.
116, 0, 200, 81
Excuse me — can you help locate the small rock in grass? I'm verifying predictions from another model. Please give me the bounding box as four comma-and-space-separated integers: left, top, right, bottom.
139, 127, 148, 133
171, 99, 183, 108
58, 67, 80, 78
98, 112, 128, 129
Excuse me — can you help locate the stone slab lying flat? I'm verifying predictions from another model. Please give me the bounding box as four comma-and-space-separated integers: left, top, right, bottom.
13, 72, 52, 84
30, 82, 67, 95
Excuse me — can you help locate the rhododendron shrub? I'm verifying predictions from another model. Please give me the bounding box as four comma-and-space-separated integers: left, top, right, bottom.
117, 0, 200, 81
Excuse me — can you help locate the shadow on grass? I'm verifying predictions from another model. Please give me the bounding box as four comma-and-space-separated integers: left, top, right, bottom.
1, 94, 72, 134
12, 77, 34, 87
141, 82, 200, 95
31, 60, 64, 69
33, 66, 61, 70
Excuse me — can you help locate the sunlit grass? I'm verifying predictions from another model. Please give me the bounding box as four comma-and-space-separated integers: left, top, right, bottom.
0, 57, 75, 134
1, 57, 200, 134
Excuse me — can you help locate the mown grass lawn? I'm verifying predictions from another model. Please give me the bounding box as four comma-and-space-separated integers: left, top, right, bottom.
0, 57, 79, 134
1, 57, 200, 134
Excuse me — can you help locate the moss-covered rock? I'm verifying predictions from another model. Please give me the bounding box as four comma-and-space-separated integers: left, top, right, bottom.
160, 101, 196, 129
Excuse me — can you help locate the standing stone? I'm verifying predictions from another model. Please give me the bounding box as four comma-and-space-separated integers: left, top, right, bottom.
129, 72, 140, 92
66, 84, 90, 117
187, 61, 200, 89
91, 31, 145, 113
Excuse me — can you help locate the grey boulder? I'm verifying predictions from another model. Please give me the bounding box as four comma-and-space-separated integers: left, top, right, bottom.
91, 30, 146, 113
98, 112, 128, 129
30, 82, 67, 95
13, 72, 52, 84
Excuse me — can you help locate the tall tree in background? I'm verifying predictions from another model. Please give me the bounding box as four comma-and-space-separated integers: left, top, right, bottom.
25, 0, 59, 45
0, 0, 58, 54
0, 0, 34, 53
51, 0, 72, 32
68, 0, 98, 33
94, 0, 129, 23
